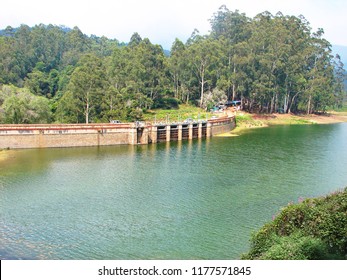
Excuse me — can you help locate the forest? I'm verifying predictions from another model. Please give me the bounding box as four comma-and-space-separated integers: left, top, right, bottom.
0, 6, 346, 124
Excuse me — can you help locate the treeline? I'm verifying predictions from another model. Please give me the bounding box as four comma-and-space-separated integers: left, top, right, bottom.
0, 6, 346, 124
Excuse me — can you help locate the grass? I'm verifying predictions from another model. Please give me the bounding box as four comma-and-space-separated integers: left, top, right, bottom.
143, 104, 214, 123
266, 115, 314, 125
235, 114, 264, 127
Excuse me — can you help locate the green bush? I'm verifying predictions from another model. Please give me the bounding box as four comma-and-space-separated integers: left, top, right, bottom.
153, 97, 180, 109
256, 231, 332, 260
242, 188, 347, 260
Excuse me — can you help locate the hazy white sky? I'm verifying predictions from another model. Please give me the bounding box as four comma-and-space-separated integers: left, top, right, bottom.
1, 0, 346, 49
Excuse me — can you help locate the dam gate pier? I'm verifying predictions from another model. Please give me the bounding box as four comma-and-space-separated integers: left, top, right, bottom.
0, 117, 235, 149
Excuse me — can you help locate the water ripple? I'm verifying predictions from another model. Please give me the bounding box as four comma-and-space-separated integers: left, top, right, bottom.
1, 124, 347, 259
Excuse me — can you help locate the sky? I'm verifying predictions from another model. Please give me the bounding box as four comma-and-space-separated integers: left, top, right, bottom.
1, 0, 346, 49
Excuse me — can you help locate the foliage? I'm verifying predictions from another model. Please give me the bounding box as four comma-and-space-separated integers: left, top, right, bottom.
201, 88, 227, 111
143, 104, 212, 123
0, 85, 51, 123
242, 188, 347, 259
153, 97, 180, 109
67, 54, 107, 123
0, 8, 346, 124
54, 91, 79, 123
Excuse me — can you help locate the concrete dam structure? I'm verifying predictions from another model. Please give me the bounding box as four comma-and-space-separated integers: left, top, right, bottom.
0, 116, 235, 149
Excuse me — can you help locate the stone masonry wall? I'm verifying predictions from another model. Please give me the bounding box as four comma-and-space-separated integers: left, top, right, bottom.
0, 117, 235, 149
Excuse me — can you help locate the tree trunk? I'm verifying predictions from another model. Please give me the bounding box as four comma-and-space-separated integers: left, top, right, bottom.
200, 69, 205, 108
270, 93, 275, 114
274, 92, 278, 113
85, 100, 89, 124
284, 94, 288, 113
288, 92, 300, 114
307, 94, 312, 115
232, 65, 236, 101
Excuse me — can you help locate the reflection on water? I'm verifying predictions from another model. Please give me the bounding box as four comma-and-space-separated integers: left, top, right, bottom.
1, 123, 347, 259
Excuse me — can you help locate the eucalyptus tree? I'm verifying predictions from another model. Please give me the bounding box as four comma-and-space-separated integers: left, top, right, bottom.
68, 54, 107, 123
61, 26, 90, 68
0, 8, 344, 119
169, 38, 186, 100
54, 91, 79, 123
185, 33, 223, 107
109, 36, 167, 110
135, 38, 169, 103
301, 29, 336, 114
332, 54, 346, 108
29, 24, 66, 71
209, 6, 251, 101
0, 36, 15, 84
280, 15, 312, 113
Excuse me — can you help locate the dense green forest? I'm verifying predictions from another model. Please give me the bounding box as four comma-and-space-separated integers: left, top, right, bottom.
0, 6, 346, 124
242, 188, 347, 260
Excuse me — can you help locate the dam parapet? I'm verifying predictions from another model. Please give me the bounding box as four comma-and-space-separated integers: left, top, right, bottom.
0, 116, 235, 149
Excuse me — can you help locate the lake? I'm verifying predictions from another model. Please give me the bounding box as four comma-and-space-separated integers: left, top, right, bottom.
1, 123, 347, 260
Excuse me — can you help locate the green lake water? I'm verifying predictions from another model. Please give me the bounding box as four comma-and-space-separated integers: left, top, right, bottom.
1, 123, 347, 259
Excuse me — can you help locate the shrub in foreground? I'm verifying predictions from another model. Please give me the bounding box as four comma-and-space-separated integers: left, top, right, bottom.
242, 188, 347, 260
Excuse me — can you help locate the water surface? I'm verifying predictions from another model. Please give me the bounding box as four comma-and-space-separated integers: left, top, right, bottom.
1, 123, 347, 259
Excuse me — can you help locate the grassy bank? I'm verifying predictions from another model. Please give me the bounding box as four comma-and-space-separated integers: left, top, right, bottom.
213, 109, 347, 137
238, 111, 347, 127
143, 104, 215, 123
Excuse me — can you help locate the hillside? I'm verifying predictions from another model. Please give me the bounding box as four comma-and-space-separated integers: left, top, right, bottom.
0, 9, 346, 125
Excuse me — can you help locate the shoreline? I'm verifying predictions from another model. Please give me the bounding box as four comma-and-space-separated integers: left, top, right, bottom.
1, 112, 346, 150
263, 112, 347, 125
217, 111, 347, 137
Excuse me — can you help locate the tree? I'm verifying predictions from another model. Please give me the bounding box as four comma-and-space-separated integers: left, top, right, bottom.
201, 88, 227, 111
68, 54, 107, 123
299, 29, 336, 114
128, 32, 142, 48
0, 8, 344, 120
108, 37, 167, 113
24, 67, 50, 96
185, 35, 223, 107
54, 91, 79, 123
169, 38, 186, 100
209, 7, 251, 102
0, 85, 51, 124
332, 54, 347, 108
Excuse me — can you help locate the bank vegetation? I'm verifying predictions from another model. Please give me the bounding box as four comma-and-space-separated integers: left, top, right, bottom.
242, 187, 347, 260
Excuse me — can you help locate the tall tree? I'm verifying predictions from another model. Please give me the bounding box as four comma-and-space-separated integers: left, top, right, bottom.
68, 54, 107, 123
0, 85, 51, 124
186, 34, 222, 107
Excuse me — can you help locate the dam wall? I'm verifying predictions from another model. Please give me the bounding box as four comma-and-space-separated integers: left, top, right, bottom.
0, 117, 235, 149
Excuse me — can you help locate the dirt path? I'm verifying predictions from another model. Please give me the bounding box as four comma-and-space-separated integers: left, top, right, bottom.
302, 113, 347, 124
251, 112, 347, 125
217, 110, 347, 137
